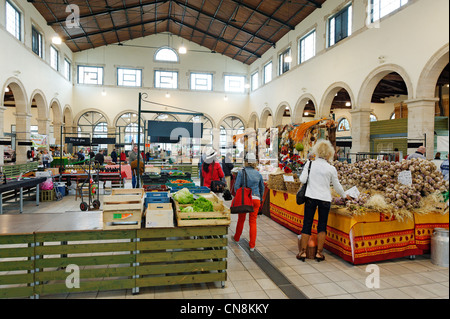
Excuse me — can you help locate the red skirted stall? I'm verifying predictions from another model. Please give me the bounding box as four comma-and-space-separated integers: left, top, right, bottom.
269, 190, 449, 265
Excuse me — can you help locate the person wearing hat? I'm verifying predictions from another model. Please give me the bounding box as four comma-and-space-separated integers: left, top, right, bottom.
233, 153, 265, 252
201, 149, 224, 189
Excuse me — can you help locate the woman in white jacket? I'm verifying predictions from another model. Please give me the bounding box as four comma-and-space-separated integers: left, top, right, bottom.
297, 140, 351, 262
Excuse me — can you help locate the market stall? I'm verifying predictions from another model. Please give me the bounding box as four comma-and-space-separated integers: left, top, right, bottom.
266, 119, 449, 265
0, 187, 230, 299
269, 190, 448, 264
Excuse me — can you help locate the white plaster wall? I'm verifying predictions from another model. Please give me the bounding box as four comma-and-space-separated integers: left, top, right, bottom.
71, 33, 250, 127
248, 0, 449, 122
0, 0, 73, 116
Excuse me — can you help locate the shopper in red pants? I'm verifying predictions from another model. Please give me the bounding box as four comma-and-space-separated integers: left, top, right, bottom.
233, 153, 265, 252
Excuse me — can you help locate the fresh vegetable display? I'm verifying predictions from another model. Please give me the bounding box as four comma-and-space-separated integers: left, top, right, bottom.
332, 158, 449, 216
192, 197, 214, 212
172, 188, 195, 204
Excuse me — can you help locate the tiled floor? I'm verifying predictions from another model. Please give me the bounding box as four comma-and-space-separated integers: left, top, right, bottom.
1, 183, 448, 299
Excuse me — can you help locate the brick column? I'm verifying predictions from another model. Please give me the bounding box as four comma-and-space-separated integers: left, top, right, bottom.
405, 98, 438, 160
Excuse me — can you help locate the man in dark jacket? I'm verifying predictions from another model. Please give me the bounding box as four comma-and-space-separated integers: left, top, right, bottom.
94, 150, 105, 165
111, 149, 118, 163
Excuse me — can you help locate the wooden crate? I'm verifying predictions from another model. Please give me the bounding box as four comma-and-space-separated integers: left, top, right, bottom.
102, 192, 144, 230
174, 193, 231, 227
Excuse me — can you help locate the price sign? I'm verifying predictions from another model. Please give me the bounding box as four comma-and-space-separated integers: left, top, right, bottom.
283, 175, 295, 182
345, 186, 360, 199
398, 170, 413, 186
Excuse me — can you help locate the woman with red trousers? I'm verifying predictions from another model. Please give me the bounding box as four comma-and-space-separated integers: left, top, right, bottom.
233, 153, 264, 252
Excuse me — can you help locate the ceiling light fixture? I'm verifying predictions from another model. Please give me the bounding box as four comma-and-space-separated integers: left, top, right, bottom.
52, 36, 62, 45
4, 87, 10, 93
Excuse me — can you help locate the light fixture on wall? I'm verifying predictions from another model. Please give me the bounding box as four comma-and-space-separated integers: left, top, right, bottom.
179, 40, 187, 55
224, 95, 228, 101
4, 87, 10, 93
304, 112, 309, 116
165, 92, 171, 98
346, 102, 351, 107
52, 36, 62, 45
101, 89, 107, 96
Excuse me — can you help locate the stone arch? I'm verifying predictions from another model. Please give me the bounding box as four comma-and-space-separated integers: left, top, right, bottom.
30, 89, 49, 120
2, 77, 29, 114
319, 82, 356, 118
357, 64, 414, 109
63, 105, 74, 129
416, 44, 449, 98
49, 98, 63, 125
248, 112, 259, 131
274, 101, 292, 126
292, 93, 318, 123
185, 113, 216, 129
259, 107, 273, 128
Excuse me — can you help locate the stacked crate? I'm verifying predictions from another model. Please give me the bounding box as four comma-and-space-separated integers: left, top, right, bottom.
102, 189, 145, 230
144, 192, 174, 228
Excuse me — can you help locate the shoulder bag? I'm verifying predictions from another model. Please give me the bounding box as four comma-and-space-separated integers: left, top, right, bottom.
231, 168, 254, 214
210, 162, 226, 193
296, 161, 312, 205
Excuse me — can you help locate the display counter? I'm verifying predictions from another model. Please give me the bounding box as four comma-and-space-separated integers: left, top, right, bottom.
269, 190, 449, 265
0, 212, 228, 299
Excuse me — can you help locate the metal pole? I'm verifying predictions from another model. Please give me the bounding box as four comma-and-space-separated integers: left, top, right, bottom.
137, 93, 142, 188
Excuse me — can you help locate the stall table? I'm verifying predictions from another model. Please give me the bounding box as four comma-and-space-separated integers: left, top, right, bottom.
269, 190, 449, 265
0, 177, 47, 214
0, 212, 228, 299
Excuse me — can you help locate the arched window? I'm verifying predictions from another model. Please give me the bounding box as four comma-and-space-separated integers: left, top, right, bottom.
220, 116, 245, 159
77, 111, 109, 152
116, 112, 144, 151
370, 114, 378, 122
155, 47, 179, 62
337, 118, 350, 132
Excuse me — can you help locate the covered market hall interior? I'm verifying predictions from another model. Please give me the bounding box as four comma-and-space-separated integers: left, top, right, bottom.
0, 0, 448, 301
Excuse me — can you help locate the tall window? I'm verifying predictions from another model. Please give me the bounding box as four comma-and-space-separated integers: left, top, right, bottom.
78, 66, 104, 85
154, 47, 179, 62
224, 75, 246, 93
31, 26, 43, 58
77, 111, 109, 152
118, 68, 142, 87
50, 46, 59, 70
263, 62, 273, 85
190, 73, 213, 91
371, 0, 409, 22
299, 30, 316, 64
329, 4, 352, 47
64, 59, 71, 81
220, 116, 245, 158
251, 72, 259, 91
155, 70, 178, 89
116, 112, 144, 151
279, 48, 292, 75
188, 115, 214, 157
6, 1, 21, 40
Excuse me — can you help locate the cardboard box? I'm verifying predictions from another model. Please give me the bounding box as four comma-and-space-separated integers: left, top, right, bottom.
145, 210, 174, 228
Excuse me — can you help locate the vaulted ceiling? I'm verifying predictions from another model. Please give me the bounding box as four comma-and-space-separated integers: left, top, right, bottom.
29, 0, 326, 65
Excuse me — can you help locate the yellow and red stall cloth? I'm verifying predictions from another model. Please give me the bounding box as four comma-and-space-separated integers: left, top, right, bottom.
269, 190, 449, 265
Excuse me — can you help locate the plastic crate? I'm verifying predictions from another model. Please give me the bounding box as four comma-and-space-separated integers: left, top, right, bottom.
145, 192, 170, 204
40, 189, 55, 202
170, 186, 210, 194
167, 182, 195, 188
